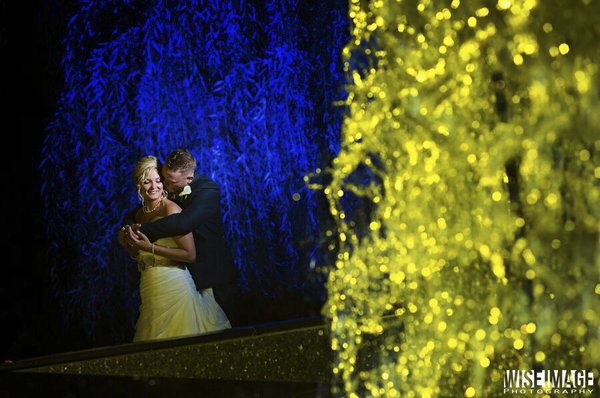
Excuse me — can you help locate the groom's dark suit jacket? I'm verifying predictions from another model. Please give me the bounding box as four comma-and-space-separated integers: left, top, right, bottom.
127, 175, 240, 325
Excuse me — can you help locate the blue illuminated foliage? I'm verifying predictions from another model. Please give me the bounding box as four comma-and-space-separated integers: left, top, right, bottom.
41, 0, 348, 339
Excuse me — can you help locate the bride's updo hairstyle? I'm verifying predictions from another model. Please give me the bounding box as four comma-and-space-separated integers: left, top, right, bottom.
133, 156, 165, 202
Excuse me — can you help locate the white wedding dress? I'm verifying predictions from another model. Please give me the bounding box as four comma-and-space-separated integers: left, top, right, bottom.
133, 237, 231, 342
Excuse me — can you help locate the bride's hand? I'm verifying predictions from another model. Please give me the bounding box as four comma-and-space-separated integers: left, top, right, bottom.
131, 223, 142, 234
117, 226, 128, 248
120, 226, 140, 257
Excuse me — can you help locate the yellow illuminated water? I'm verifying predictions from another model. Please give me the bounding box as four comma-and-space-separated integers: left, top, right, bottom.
320, 0, 599, 396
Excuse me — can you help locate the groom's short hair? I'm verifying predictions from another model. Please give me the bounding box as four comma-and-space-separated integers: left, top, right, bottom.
165, 149, 196, 174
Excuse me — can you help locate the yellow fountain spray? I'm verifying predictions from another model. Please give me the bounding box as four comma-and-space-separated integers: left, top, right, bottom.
321, 0, 599, 396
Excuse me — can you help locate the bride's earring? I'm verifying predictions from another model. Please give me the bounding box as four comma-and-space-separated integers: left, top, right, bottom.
137, 186, 144, 204
162, 189, 168, 198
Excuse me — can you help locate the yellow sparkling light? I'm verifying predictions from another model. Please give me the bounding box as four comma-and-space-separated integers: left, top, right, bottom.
558, 43, 570, 55
480, 357, 490, 368
491, 254, 506, 280
575, 70, 590, 93
438, 321, 447, 332
465, 386, 476, 397
437, 218, 447, 229
522, 249, 536, 265
497, 0, 512, 10
513, 339, 524, 350
513, 54, 524, 65
443, 36, 455, 47
535, 351, 546, 362
525, 269, 535, 279
323, 1, 600, 396
544, 193, 558, 207
475, 7, 489, 17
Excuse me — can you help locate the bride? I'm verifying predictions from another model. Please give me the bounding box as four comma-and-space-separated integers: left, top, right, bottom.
119, 155, 230, 341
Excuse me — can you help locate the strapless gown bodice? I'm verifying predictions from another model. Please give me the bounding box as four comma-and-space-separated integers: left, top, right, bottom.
136, 237, 184, 270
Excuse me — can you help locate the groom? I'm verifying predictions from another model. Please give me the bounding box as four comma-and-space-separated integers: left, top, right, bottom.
123, 149, 240, 326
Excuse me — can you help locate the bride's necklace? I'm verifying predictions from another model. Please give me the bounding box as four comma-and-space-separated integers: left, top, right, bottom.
143, 199, 163, 214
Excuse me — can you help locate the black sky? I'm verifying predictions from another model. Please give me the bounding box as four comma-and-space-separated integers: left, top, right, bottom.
1, 0, 79, 360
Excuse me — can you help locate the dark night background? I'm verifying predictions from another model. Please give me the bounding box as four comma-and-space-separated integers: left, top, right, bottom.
1, 1, 79, 360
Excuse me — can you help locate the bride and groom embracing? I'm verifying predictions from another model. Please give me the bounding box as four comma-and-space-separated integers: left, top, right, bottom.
118, 149, 239, 342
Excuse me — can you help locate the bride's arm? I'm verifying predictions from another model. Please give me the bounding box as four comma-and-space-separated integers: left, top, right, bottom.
136, 231, 196, 263
134, 201, 196, 263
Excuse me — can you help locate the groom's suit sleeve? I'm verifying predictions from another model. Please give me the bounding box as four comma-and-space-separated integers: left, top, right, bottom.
122, 208, 137, 226
139, 181, 220, 241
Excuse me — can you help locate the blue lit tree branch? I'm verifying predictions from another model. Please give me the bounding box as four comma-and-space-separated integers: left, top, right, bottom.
41, 0, 348, 340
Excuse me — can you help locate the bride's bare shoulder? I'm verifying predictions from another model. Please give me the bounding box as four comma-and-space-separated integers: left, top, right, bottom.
163, 198, 183, 215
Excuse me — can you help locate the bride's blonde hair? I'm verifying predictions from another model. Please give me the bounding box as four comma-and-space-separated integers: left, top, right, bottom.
133, 156, 167, 202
